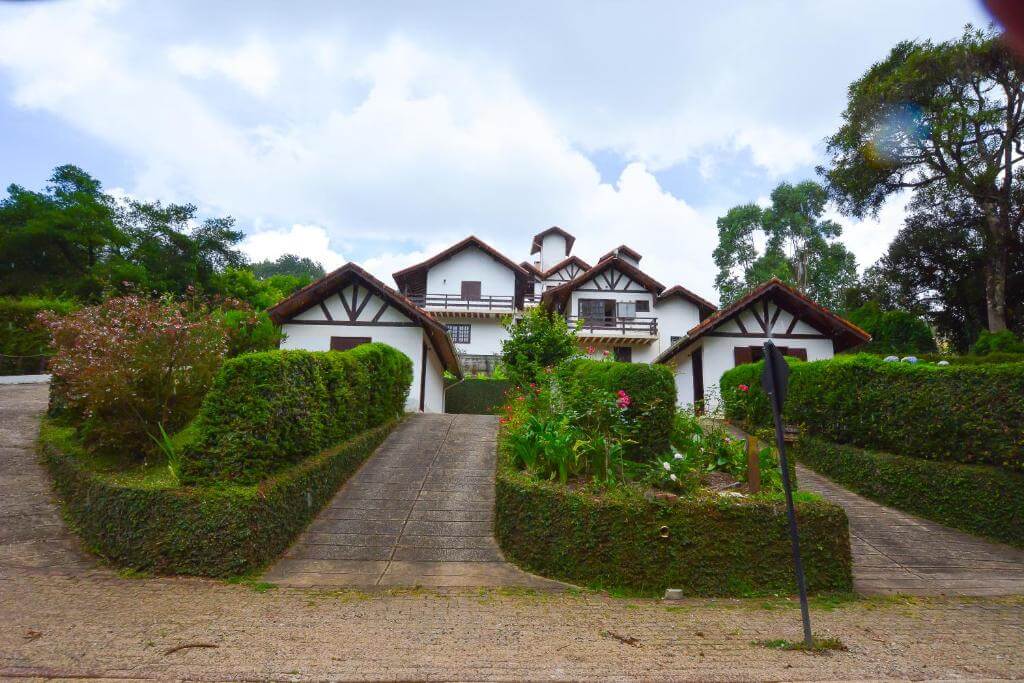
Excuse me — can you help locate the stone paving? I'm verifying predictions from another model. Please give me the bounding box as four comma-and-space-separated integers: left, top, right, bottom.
798, 465, 1024, 596
264, 412, 560, 589
0, 383, 104, 579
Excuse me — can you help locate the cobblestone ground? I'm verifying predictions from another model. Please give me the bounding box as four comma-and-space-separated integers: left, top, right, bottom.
1, 572, 1023, 680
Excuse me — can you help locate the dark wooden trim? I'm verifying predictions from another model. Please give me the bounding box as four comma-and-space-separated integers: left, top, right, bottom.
574, 287, 650, 293
692, 346, 704, 414
735, 315, 748, 334
319, 301, 333, 321
285, 320, 419, 327
706, 331, 828, 340
371, 301, 390, 322
750, 306, 767, 333
338, 289, 354, 319
419, 342, 428, 412
352, 285, 374, 320
785, 314, 800, 335
769, 304, 783, 332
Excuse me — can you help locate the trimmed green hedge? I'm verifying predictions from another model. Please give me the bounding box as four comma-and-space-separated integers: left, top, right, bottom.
41, 418, 398, 576
721, 354, 1024, 471
445, 379, 510, 414
495, 461, 852, 596
0, 296, 78, 374
558, 359, 676, 462
182, 344, 412, 484
794, 435, 1024, 547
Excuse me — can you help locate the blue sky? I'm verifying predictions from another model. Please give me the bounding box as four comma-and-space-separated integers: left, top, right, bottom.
0, 0, 992, 302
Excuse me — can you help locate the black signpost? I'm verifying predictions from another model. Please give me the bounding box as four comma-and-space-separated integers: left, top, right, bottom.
760, 340, 813, 647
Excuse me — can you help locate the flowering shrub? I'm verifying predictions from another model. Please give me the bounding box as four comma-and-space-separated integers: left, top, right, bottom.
39, 295, 230, 457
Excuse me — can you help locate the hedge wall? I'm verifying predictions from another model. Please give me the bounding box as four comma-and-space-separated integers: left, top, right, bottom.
495, 461, 852, 596
0, 296, 78, 374
182, 344, 411, 484
41, 418, 398, 576
721, 354, 1024, 471
557, 359, 676, 462
445, 379, 510, 414
794, 436, 1024, 547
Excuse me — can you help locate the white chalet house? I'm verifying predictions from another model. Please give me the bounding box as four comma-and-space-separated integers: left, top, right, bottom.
268, 227, 868, 414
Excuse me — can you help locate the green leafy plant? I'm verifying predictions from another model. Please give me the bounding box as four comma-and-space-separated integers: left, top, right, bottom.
499, 306, 581, 387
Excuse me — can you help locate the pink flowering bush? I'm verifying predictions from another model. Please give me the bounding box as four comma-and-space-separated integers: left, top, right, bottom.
39, 295, 232, 458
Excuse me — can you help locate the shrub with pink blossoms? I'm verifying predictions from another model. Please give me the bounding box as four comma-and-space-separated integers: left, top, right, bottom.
39, 295, 231, 458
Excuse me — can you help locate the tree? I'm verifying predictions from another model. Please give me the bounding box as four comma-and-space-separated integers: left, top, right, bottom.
713, 180, 858, 309
845, 301, 937, 355
821, 25, 1024, 332
499, 307, 580, 387
251, 254, 325, 280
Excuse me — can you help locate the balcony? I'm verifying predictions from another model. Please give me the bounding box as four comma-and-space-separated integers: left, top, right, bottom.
407, 292, 516, 317
567, 315, 658, 342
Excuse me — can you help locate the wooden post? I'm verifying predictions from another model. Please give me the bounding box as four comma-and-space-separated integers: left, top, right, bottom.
746, 436, 761, 493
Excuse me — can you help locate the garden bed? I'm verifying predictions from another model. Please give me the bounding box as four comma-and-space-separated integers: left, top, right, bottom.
40, 417, 399, 576
495, 457, 852, 597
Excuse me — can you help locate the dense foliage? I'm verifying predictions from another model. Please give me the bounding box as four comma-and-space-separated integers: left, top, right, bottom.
250, 253, 326, 281
844, 301, 936, 355
40, 295, 237, 457
0, 296, 77, 374
795, 435, 1024, 547
40, 417, 397, 576
557, 358, 676, 462
182, 344, 412, 484
499, 306, 580, 387
722, 355, 1024, 471
495, 460, 852, 596
444, 378, 511, 414
822, 25, 1024, 334
713, 180, 857, 309
970, 329, 1024, 355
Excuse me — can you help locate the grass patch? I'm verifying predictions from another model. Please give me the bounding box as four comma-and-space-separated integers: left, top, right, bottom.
225, 575, 277, 593
756, 636, 847, 652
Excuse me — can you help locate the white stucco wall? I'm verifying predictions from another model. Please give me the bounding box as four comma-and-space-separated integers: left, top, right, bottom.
422, 339, 446, 413
425, 246, 516, 299
538, 233, 568, 271
652, 297, 702, 356
434, 316, 507, 357
278, 285, 447, 413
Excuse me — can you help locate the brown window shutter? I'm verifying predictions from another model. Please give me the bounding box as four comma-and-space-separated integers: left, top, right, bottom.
733, 346, 754, 366
787, 347, 808, 361
330, 336, 371, 351
461, 281, 482, 300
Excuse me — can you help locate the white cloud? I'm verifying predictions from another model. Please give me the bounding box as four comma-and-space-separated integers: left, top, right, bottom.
168, 38, 280, 96
240, 224, 347, 270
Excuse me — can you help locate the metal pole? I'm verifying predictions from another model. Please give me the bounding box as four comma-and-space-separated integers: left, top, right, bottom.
763, 342, 813, 647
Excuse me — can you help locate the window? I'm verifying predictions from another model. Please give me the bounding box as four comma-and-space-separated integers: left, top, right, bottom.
579, 298, 615, 324
670, 336, 683, 345
461, 280, 482, 301
616, 301, 636, 319
446, 323, 471, 344
614, 346, 632, 362
330, 336, 371, 351
635, 300, 650, 313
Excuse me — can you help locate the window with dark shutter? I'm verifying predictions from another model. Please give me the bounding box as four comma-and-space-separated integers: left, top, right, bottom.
461, 281, 482, 300
614, 346, 632, 362
331, 336, 371, 351
635, 300, 650, 312
733, 346, 754, 366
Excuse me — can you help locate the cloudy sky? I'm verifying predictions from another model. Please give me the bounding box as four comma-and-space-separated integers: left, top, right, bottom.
0, 0, 992, 303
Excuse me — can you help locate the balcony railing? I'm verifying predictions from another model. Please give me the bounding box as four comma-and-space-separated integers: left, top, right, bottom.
567, 315, 658, 336
407, 292, 515, 311
523, 294, 542, 306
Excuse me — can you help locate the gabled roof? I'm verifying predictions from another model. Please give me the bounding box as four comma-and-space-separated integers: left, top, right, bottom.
598, 244, 642, 263
657, 285, 718, 318
541, 255, 591, 278
520, 261, 544, 278
267, 262, 462, 377
540, 256, 665, 310
530, 226, 576, 255
653, 278, 871, 364
392, 235, 529, 292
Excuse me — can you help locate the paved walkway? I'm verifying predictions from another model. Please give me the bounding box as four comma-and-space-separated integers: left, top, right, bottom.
798, 465, 1024, 596
264, 413, 560, 589
0, 383, 101, 578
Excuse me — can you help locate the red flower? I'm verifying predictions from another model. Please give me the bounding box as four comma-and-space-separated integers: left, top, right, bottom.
616, 389, 632, 409
587, 346, 596, 354
738, 384, 749, 392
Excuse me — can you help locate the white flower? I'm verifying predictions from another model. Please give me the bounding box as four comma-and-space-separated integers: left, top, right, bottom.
662, 461, 671, 471
670, 473, 678, 482
673, 453, 683, 460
